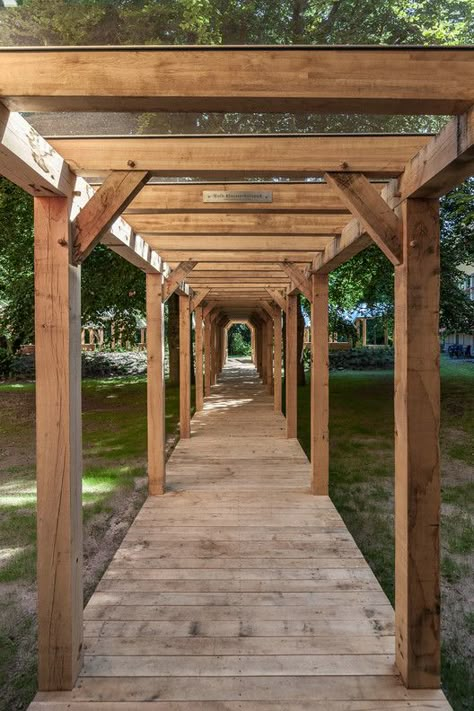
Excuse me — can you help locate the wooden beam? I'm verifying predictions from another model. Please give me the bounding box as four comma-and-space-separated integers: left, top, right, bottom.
281, 262, 312, 301
273, 306, 283, 414
194, 306, 204, 411
324, 172, 402, 265
399, 106, 474, 199
73, 170, 150, 263
179, 294, 191, 439
124, 181, 367, 214
34, 196, 82, 690
4, 47, 473, 114
147, 236, 334, 251
394, 198, 441, 689
312, 220, 372, 274
285, 293, 298, 439
157, 251, 317, 263
126, 213, 348, 235
49, 135, 431, 178
146, 273, 166, 496
190, 289, 210, 311
163, 261, 197, 302
265, 289, 288, 311
0, 103, 74, 196
311, 273, 329, 496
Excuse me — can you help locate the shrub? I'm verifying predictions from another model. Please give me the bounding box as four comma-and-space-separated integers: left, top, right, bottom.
0, 347, 13, 378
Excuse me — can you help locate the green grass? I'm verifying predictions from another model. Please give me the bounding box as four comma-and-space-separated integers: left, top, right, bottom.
0, 375, 188, 710
295, 357, 474, 711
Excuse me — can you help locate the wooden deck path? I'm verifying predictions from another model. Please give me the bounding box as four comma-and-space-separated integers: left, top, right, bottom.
30, 358, 451, 710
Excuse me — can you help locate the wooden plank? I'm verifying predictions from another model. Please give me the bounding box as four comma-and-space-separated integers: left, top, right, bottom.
265, 288, 287, 312
146, 273, 166, 495
394, 199, 441, 689
0, 103, 74, 196
3, 47, 474, 114
179, 294, 191, 439
400, 106, 474, 198
124, 181, 361, 213
34, 196, 83, 690
148, 236, 334, 251
285, 294, 298, 439
127, 213, 348, 235
48, 135, 430, 178
73, 170, 149, 263
311, 273, 329, 495
195, 306, 204, 411
204, 316, 212, 396
158, 251, 318, 263
163, 261, 197, 302
324, 172, 401, 265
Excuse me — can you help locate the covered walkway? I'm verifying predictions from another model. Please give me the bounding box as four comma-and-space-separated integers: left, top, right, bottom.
30, 359, 450, 709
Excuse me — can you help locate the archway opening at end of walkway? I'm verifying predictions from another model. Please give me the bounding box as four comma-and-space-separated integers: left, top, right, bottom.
226, 322, 253, 362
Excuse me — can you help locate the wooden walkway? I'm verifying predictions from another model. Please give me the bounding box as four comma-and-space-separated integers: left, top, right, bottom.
30, 359, 451, 710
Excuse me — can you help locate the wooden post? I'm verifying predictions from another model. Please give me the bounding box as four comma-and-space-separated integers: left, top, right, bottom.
311, 273, 329, 495
204, 315, 212, 396
394, 198, 440, 689
273, 308, 283, 413
146, 273, 165, 495
265, 316, 274, 395
250, 327, 256, 364
286, 293, 298, 438
362, 317, 367, 346
195, 306, 204, 410
34, 196, 83, 691
179, 293, 191, 439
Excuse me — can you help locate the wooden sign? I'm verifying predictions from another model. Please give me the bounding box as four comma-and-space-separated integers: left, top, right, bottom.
203, 190, 273, 203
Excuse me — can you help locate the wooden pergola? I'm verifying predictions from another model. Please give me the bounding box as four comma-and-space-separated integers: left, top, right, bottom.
1, 46, 473, 697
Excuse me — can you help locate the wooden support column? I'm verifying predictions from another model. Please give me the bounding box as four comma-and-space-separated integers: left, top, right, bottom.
250, 327, 256, 364
204, 315, 212, 396
146, 273, 165, 495
286, 293, 298, 438
394, 198, 440, 689
195, 306, 204, 411
35, 197, 83, 690
273, 308, 283, 413
311, 273, 329, 495
179, 293, 191, 439
362, 318, 367, 346
265, 316, 274, 395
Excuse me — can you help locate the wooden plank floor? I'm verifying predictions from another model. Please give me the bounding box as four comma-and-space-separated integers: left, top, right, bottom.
30, 358, 451, 710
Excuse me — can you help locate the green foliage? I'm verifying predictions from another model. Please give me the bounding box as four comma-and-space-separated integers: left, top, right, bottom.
0, 347, 13, 377
228, 324, 251, 356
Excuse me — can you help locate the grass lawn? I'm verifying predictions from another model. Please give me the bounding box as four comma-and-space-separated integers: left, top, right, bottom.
0, 376, 191, 711
296, 357, 474, 711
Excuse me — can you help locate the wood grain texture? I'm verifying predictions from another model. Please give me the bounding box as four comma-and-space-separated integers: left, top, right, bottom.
3, 47, 473, 114
73, 170, 149, 263
285, 294, 298, 439
34, 196, 83, 690
194, 306, 204, 411
179, 294, 191, 439
30, 357, 451, 710
273, 308, 283, 413
311, 273, 329, 496
394, 199, 441, 689
146, 273, 165, 495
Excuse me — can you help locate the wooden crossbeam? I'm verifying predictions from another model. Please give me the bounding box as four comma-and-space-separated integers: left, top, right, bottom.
265, 288, 287, 311
146, 236, 334, 251
0, 103, 74, 196
123, 182, 370, 214
48, 135, 430, 179
73, 170, 150, 263
190, 289, 211, 311
399, 106, 474, 199
163, 261, 197, 301
280, 262, 312, 301
2, 47, 474, 114
126, 213, 347, 235
203, 302, 217, 319
324, 172, 402, 266
161, 252, 316, 263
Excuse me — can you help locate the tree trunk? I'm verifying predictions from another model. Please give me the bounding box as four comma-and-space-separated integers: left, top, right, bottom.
297, 294, 306, 386
167, 293, 180, 385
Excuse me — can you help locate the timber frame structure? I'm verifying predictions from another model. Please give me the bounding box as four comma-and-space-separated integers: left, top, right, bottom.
1, 45, 473, 702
